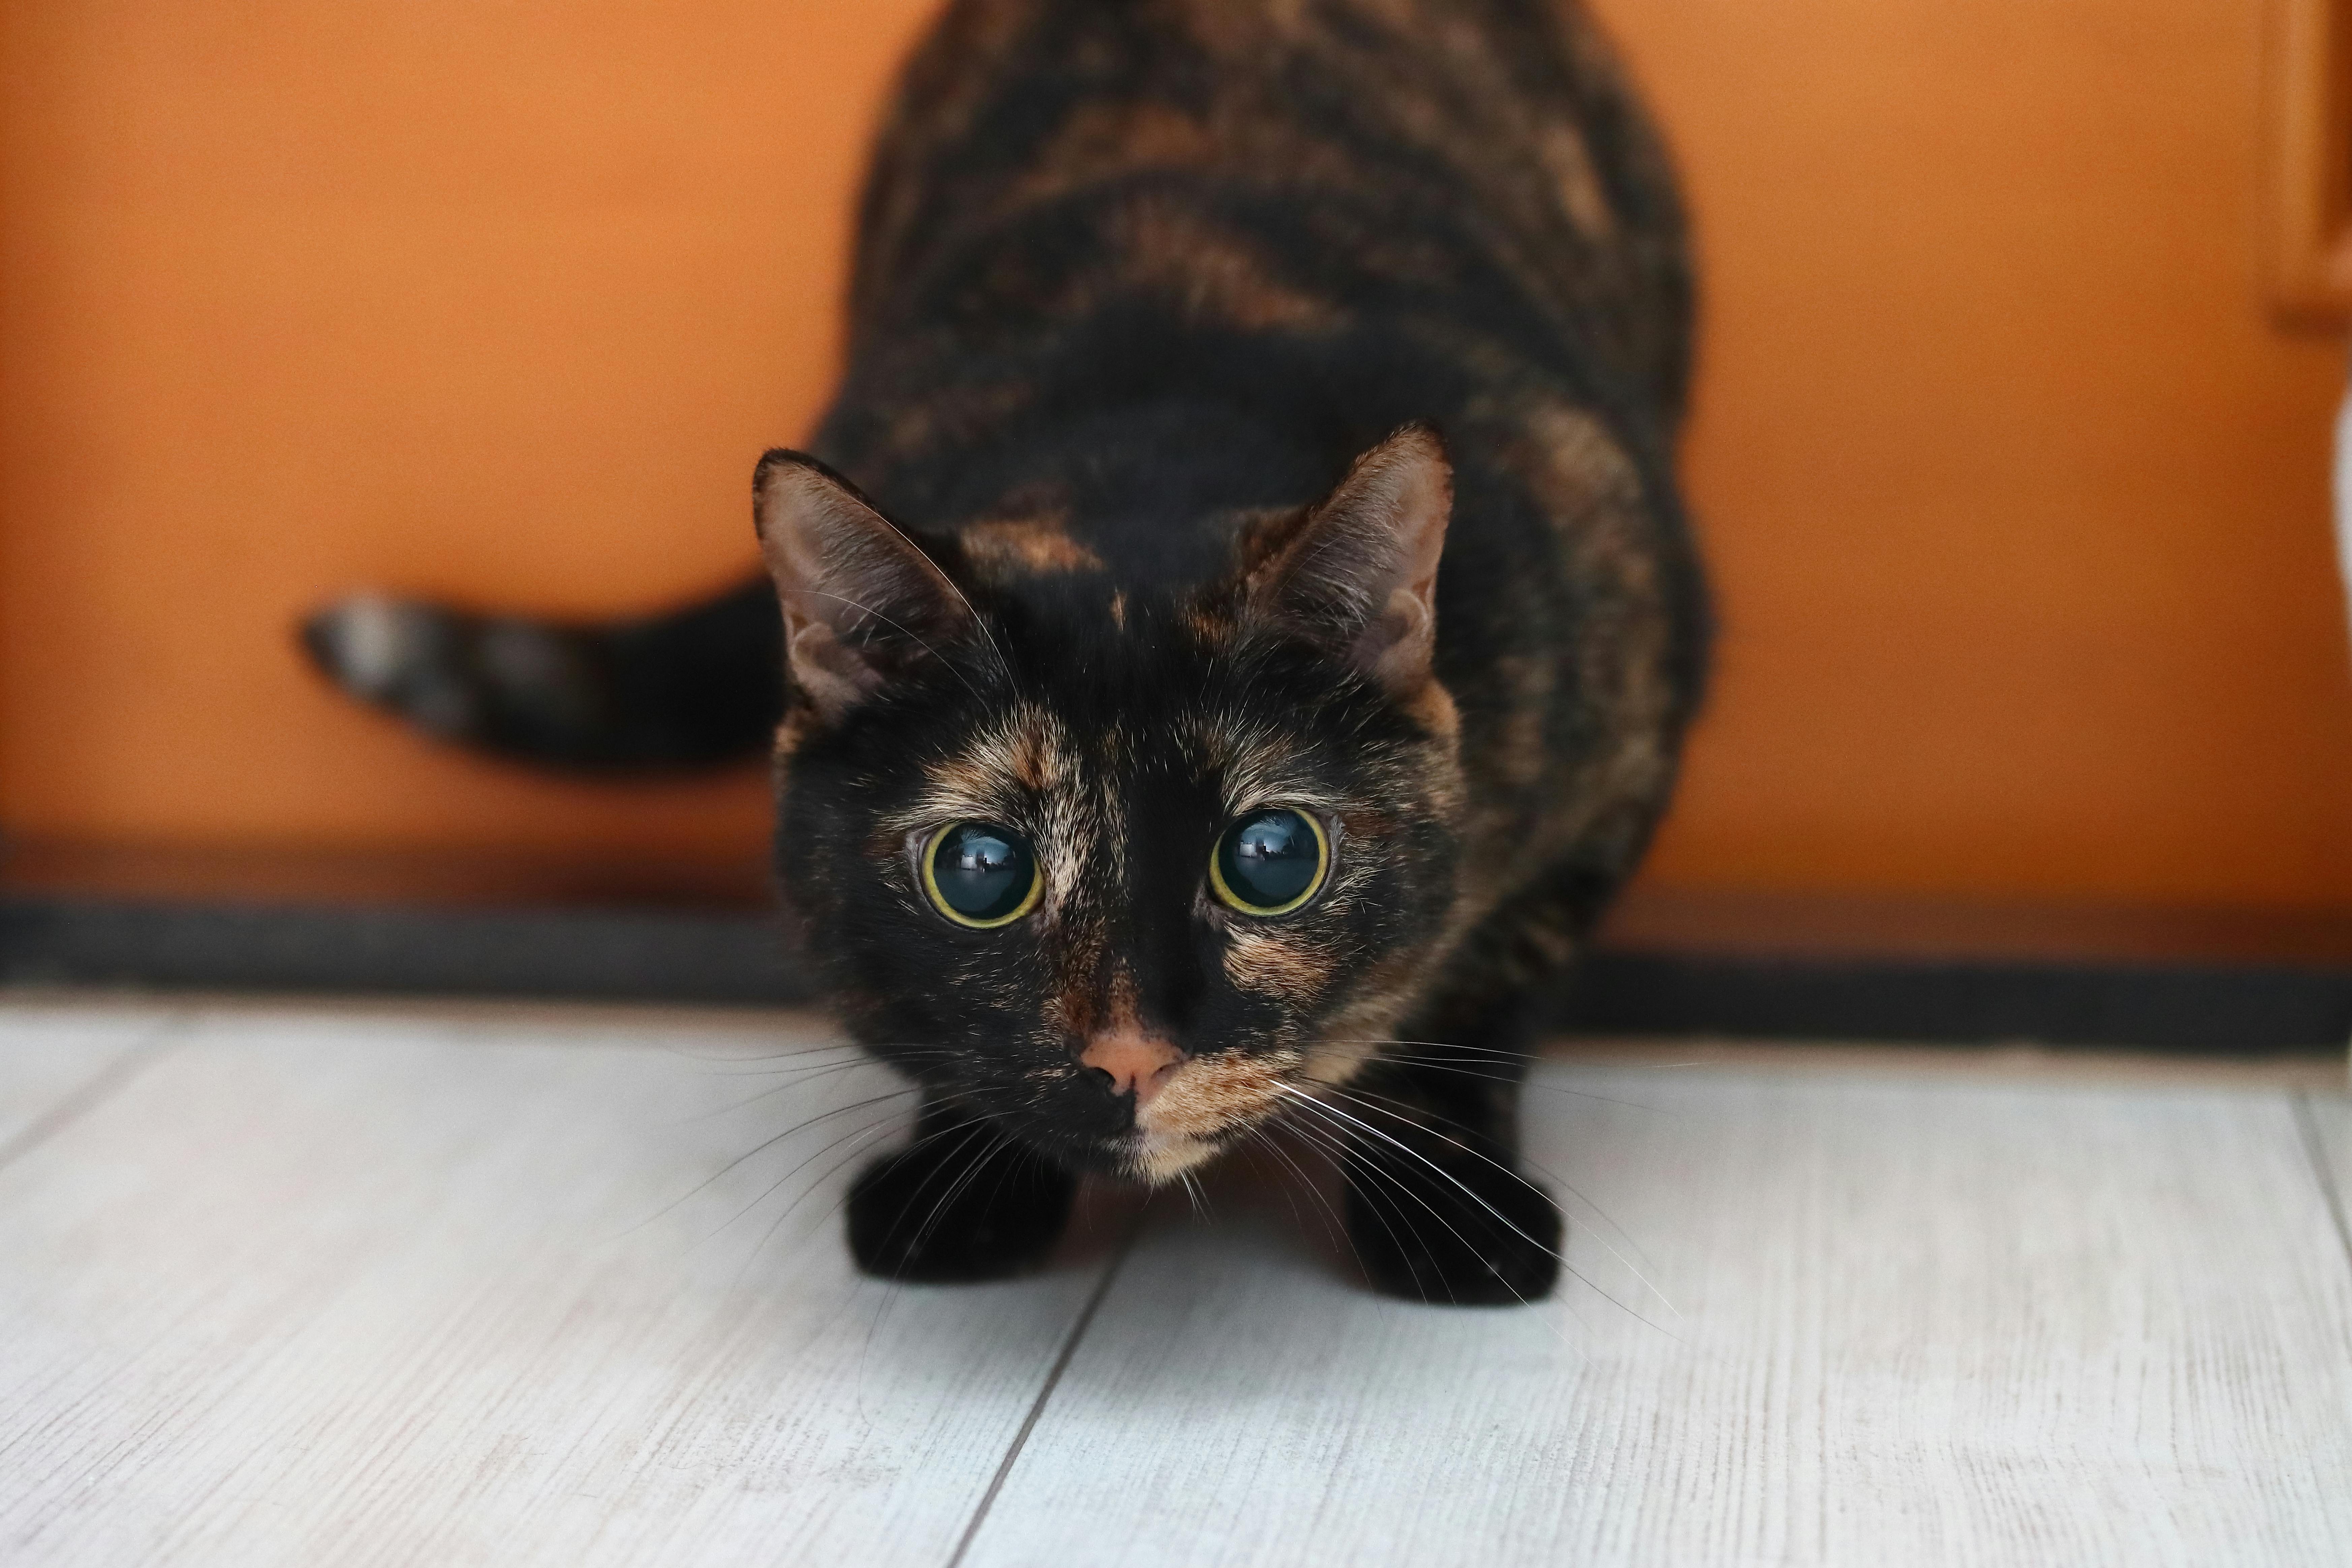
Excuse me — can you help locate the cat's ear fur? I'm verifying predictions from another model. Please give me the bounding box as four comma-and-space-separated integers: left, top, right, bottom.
754, 449, 975, 722
1241, 424, 1452, 698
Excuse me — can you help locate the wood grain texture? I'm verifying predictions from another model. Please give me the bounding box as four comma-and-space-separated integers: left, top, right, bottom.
0, 1003, 177, 1158
2301, 1087, 2352, 1263
967, 1066, 2352, 1566
5, 1004, 2349, 1567
0, 1006, 1114, 1568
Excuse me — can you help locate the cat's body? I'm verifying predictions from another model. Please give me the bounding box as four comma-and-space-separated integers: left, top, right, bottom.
307, 0, 1706, 1305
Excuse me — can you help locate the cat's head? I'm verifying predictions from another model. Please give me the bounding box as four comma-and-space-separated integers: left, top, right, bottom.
758, 427, 1464, 1183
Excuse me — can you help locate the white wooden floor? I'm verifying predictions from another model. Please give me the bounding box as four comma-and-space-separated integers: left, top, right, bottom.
1, 999, 2347, 1566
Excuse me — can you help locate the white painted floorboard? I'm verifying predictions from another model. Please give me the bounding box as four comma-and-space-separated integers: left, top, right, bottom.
969, 1067, 2352, 1567
1, 1001, 2348, 1567
0, 1003, 181, 1157
0, 1005, 1113, 1568
2305, 1089, 2352, 1217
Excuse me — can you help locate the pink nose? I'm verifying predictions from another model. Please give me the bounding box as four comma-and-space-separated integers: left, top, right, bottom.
1079, 1031, 1183, 1106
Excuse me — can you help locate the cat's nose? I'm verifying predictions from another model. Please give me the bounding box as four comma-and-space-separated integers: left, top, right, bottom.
1078, 1031, 1183, 1106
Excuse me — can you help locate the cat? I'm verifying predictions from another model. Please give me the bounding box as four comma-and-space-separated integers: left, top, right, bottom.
304, 0, 1707, 1306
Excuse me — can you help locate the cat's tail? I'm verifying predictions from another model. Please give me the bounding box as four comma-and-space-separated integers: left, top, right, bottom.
298, 577, 783, 771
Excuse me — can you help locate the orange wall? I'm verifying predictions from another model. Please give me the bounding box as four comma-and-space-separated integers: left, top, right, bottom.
4, 0, 2350, 909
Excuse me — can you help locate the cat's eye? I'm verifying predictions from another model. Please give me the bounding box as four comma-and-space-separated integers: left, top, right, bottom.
921, 820, 1042, 928
1209, 808, 1329, 917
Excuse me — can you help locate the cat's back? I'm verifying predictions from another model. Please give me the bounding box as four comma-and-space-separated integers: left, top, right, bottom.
802, 0, 1708, 953
847, 0, 1690, 428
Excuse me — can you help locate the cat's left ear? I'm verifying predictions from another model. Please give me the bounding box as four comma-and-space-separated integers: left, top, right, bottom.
1242, 424, 1452, 698
754, 449, 977, 723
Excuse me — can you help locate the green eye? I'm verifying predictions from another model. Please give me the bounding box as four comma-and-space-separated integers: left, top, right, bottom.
922, 821, 1042, 928
1209, 808, 1329, 917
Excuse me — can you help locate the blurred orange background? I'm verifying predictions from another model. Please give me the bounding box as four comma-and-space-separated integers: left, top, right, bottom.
2, 0, 2348, 911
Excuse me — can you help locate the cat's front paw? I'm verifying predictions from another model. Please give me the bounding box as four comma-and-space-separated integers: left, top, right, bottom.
1343, 1157, 1563, 1306
846, 1135, 1074, 1283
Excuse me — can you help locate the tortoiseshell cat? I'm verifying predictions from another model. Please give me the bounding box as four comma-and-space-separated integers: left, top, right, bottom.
306, 0, 1707, 1304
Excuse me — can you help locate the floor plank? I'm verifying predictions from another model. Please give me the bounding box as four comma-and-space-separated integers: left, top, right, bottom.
2300, 1088, 2352, 1265
0, 1002, 179, 1160
0, 1007, 1115, 1568
965, 1067, 2352, 1567
7, 1003, 2348, 1567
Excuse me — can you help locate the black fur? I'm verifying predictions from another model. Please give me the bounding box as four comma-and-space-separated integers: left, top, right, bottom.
301, 582, 781, 771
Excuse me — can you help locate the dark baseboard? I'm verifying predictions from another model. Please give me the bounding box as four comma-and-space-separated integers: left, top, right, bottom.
3, 841, 2348, 1054
0, 896, 815, 1007
1567, 952, 2352, 1053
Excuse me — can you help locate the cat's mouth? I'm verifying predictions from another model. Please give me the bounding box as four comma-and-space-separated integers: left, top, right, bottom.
1119, 1048, 1299, 1185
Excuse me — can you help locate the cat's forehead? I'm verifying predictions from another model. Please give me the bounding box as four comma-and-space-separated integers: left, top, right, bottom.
886, 697, 1335, 834
942, 493, 1300, 603
898, 701, 1075, 827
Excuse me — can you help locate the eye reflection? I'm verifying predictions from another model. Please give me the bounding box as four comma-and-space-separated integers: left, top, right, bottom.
922, 821, 1041, 928
1209, 808, 1328, 916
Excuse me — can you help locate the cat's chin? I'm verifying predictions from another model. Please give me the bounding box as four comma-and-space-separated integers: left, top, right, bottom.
1121, 1129, 1227, 1186
1022, 1125, 1230, 1186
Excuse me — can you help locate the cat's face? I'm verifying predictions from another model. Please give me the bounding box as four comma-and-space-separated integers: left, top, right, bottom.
762, 429, 1463, 1182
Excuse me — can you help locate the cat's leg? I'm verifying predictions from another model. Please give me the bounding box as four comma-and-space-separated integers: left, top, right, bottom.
1333, 995, 1563, 1306
846, 1094, 1075, 1283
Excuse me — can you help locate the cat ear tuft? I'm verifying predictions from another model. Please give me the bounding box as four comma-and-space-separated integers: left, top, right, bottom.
753, 450, 976, 722
1244, 424, 1452, 698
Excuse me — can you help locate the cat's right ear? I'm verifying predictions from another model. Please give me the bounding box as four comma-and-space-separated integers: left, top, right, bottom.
753, 450, 977, 723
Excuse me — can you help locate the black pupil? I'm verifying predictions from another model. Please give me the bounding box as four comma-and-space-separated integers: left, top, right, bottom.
933, 823, 1033, 921
1219, 810, 1320, 910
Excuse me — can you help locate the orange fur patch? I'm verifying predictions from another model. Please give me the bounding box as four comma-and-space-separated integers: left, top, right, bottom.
960, 516, 1106, 575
